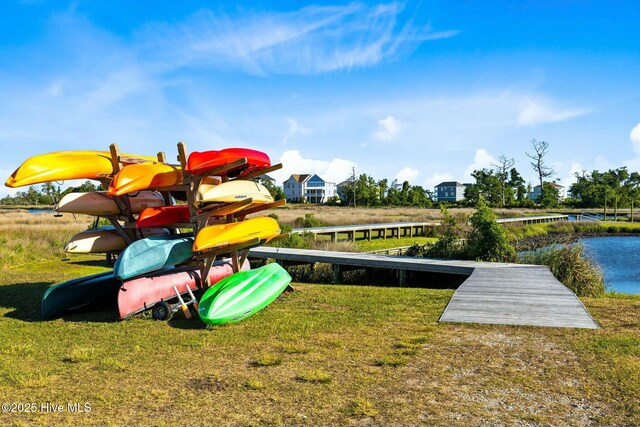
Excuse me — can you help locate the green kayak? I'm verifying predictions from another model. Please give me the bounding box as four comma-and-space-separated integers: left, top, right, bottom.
42, 271, 122, 320
198, 263, 291, 325
114, 235, 194, 281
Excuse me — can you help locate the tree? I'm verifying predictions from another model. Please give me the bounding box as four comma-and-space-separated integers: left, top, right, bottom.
464, 169, 502, 206
539, 182, 560, 208
526, 139, 553, 202
259, 178, 285, 201
492, 155, 515, 207
508, 167, 527, 205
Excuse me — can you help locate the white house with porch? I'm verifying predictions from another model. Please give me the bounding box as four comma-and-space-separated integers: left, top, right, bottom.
283, 174, 337, 203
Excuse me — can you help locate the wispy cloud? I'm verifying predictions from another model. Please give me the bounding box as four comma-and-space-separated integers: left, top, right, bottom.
517, 97, 591, 126
373, 115, 404, 141
139, 3, 458, 75
283, 118, 310, 143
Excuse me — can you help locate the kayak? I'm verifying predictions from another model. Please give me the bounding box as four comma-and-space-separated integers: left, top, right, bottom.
118, 259, 250, 319
198, 263, 291, 325
64, 227, 169, 254
113, 235, 195, 281
193, 217, 281, 253
108, 162, 182, 196
42, 271, 122, 320
194, 180, 274, 209
136, 205, 191, 228
186, 148, 270, 177
55, 191, 165, 216
5, 150, 155, 188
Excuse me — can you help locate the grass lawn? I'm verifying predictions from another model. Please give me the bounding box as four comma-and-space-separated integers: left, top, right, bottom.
0, 255, 639, 426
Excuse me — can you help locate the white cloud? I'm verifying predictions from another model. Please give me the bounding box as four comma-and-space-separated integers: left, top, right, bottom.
517, 97, 591, 126
425, 172, 453, 190
394, 166, 419, 183
140, 4, 458, 75
373, 115, 404, 141
630, 122, 640, 154
463, 149, 496, 181
283, 118, 310, 143
272, 150, 357, 184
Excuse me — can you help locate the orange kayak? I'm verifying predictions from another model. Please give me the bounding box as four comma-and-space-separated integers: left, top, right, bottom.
108, 163, 182, 196
5, 150, 155, 188
193, 217, 281, 253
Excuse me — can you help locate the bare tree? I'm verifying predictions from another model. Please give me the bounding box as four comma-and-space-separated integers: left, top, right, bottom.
526, 139, 554, 201
492, 155, 515, 207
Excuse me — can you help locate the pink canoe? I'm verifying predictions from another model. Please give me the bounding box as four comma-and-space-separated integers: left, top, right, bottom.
118, 259, 250, 319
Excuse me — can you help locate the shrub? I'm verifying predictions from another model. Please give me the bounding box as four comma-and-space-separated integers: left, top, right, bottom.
466, 200, 516, 262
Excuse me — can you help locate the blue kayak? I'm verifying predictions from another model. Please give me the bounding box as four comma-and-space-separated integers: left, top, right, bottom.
114, 235, 194, 281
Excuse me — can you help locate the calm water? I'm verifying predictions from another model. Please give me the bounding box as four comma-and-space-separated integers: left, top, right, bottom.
580, 236, 640, 294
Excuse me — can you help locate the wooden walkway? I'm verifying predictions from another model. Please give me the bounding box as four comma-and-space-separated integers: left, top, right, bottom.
291, 215, 569, 242
248, 247, 598, 329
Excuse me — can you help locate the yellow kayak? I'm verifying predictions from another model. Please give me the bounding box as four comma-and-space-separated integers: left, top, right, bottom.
5, 150, 156, 188
193, 217, 281, 253
195, 180, 274, 210
108, 163, 183, 196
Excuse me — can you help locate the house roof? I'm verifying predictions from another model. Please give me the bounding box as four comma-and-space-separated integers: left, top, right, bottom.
257, 174, 275, 182
289, 174, 311, 183
435, 181, 464, 187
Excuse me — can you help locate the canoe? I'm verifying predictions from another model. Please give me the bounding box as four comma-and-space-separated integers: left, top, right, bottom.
193, 217, 281, 253
113, 235, 195, 280
194, 180, 274, 209
108, 163, 182, 196
136, 205, 191, 228
186, 148, 270, 177
55, 191, 165, 216
5, 150, 155, 188
118, 259, 250, 319
42, 271, 122, 320
64, 227, 169, 254
198, 263, 291, 325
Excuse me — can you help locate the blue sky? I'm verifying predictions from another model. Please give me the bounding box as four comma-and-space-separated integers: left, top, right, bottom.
2, 1, 640, 196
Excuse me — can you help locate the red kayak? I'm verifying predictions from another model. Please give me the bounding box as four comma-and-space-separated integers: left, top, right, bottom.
136, 205, 191, 228
186, 148, 270, 177
118, 259, 250, 319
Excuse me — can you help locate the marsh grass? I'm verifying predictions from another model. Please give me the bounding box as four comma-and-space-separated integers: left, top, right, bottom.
0, 210, 92, 268
254, 205, 544, 227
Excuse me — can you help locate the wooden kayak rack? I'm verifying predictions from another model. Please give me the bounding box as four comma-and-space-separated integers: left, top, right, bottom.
101, 142, 285, 288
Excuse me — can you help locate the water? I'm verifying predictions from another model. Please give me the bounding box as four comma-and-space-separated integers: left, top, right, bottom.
27, 209, 56, 214
579, 236, 640, 294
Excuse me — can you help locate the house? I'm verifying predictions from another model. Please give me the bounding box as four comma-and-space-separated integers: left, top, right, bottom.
435, 181, 467, 202
283, 174, 337, 203
256, 174, 276, 184
528, 182, 565, 201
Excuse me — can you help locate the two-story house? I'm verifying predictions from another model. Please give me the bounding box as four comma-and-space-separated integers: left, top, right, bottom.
528, 182, 565, 201
283, 174, 337, 203
435, 181, 467, 202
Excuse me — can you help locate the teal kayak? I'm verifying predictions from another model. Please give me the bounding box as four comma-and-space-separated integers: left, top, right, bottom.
198, 263, 291, 325
42, 271, 122, 320
114, 235, 194, 280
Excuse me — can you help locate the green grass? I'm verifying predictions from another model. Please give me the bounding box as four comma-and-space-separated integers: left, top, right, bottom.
356, 236, 437, 252
1, 214, 639, 426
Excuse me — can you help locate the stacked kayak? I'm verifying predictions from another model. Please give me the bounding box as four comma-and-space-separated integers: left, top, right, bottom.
6, 143, 290, 323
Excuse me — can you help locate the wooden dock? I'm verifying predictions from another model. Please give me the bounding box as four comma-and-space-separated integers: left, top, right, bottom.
248, 247, 598, 329
291, 215, 569, 242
